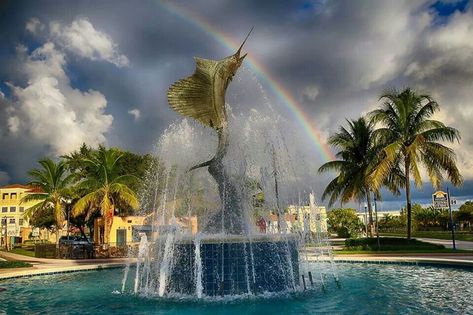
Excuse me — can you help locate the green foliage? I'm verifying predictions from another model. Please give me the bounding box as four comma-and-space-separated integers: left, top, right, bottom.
327, 208, 363, 238
457, 201, 473, 225
369, 88, 462, 239
72, 146, 140, 244
0, 261, 33, 269
63, 143, 154, 193
319, 118, 393, 206
29, 206, 56, 231
318, 117, 404, 237
344, 237, 445, 251
22, 158, 75, 231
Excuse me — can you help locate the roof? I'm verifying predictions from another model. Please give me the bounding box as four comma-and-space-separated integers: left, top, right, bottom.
0, 184, 30, 189
0, 184, 43, 193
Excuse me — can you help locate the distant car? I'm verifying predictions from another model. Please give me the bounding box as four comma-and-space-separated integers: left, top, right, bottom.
58, 236, 94, 259
59, 236, 93, 245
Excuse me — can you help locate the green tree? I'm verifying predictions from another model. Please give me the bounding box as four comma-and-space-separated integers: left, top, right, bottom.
64, 143, 155, 193
370, 88, 463, 239
318, 117, 403, 237
72, 147, 139, 246
327, 208, 363, 238
456, 201, 473, 230
21, 159, 75, 242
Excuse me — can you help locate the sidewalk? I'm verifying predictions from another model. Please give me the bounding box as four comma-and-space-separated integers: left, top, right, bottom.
414, 237, 473, 250
1, 247, 473, 281
0, 250, 132, 280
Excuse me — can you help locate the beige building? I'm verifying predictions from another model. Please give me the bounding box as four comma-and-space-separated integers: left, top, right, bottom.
0, 184, 42, 246
94, 215, 198, 246
287, 205, 328, 234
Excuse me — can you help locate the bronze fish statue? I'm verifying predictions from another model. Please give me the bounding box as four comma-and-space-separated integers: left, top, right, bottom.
167, 29, 253, 234
167, 28, 252, 171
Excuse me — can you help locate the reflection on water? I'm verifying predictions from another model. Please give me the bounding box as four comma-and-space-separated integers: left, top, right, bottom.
1, 263, 472, 314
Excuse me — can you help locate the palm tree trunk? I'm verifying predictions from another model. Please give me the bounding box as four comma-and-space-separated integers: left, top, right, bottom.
366, 191, 374, 238
104, 210, 112, 246
405, 158, 412, 241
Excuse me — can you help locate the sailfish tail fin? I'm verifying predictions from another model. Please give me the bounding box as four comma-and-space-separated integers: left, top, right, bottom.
188, 159, 213, 172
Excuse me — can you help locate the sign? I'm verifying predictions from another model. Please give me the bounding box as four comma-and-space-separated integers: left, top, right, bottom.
432, 191, 448, 209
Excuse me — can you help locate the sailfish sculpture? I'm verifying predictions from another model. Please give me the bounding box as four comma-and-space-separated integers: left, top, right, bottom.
167, 29, 252, 234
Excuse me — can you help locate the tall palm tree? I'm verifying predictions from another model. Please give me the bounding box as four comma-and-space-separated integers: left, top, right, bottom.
72, 147, 139, 246
369, 88, 463, 239
21, 159, 75, 242
318, 117, 403, 237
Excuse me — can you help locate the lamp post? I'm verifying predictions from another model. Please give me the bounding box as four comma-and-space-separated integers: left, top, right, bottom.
447, 187, 456, 250
373, 196, 380, 250
364, 204, 368, 237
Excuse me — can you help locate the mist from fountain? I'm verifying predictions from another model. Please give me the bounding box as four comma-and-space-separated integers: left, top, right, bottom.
121, 68, 338, 299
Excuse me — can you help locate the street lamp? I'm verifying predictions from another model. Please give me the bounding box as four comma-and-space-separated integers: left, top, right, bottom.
447, 187, 456, 250
363, 203, 368, 237
373, 196, 380, 250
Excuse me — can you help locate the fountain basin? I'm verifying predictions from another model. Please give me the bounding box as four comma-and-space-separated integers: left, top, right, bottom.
166, 234, 300, 296
2, 262, 473, 314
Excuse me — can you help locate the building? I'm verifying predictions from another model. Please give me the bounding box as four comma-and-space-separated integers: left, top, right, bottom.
356, 210, 401, 226
287, 205, 328, 234
93, 215, 198, 246
0, 184, 42, 247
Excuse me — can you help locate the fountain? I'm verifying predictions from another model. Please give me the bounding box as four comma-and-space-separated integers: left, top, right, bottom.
124, 31, 337, 298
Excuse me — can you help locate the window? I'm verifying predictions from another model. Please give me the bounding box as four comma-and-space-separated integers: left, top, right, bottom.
1, 207, 6, 213
19, 207, 24, 212
2, 193, 7, 200
9, 218, 15, 224
10, 206, 16, 212
11, 193, 17, 199
19, 219, 24, 226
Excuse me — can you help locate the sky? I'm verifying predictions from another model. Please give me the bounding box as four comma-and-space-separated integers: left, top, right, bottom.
0, 0, 472, 210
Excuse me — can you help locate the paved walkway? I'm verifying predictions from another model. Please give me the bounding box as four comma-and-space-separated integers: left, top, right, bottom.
0, 251, 132, 280
415, 237, 473, 250
1, 247, 473, 280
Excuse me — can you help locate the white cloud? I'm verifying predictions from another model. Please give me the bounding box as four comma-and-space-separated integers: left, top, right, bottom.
50, 18, 129, 67
401, 8, 473, 180
25, 17, 44, 34
7, 41, 113, 155
7, 116, 19, 133
128, 108, 141, 121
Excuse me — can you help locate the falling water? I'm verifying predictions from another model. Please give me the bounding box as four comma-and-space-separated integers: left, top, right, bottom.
194, 235, 203, 298
123, 68, 339, 299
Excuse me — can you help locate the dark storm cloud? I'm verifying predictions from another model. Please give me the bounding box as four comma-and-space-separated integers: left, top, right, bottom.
0, 0, 472, 208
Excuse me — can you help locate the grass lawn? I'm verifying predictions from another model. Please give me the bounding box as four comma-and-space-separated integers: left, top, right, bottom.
1, 248, 36, 257
0, 261, 32, 269
337, 237, 473, 254
380, 231, 473, 242
335, 248, 472, 254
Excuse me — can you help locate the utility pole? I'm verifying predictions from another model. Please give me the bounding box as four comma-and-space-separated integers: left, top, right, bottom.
447, 187, 456, 250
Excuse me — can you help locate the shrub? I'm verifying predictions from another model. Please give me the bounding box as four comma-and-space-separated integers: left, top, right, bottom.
328, 208, 363, 238
345, 237, 445, 251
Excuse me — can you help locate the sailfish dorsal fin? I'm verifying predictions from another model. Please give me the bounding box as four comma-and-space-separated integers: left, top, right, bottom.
167, 57, 223, 129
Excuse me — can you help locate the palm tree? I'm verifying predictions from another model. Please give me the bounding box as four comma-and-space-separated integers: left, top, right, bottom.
369, 88, 463, 240
72, 147, 139, 246
21, 159, 75, 242
318, 117, 402, 237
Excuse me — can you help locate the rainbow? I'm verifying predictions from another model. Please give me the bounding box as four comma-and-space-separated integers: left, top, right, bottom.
158, 1, 336, 161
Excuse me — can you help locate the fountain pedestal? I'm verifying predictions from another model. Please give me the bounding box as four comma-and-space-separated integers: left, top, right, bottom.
168, 234, 300, 297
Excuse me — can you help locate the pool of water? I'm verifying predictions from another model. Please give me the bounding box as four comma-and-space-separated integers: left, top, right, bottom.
1, 262, 472, 314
